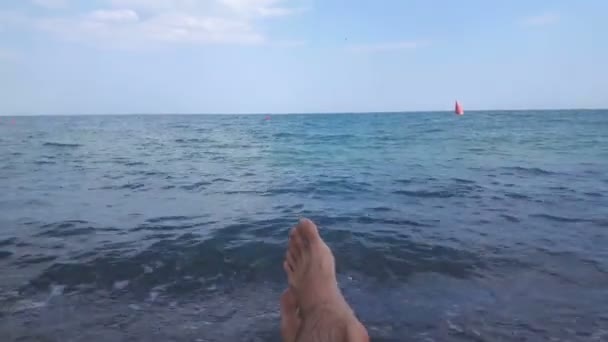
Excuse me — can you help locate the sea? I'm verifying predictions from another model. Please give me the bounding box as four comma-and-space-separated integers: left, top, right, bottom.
0, 111, 607, 341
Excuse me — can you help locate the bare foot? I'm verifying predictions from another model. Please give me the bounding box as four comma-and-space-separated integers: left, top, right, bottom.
282, 218, 369, 342
281, 288, 301, 342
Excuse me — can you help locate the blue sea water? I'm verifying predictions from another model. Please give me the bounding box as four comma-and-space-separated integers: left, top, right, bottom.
0, 111, 607, 341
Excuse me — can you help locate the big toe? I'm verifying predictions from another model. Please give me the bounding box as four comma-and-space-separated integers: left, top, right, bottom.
280, 289, 301, 342
296, 218, 321, 244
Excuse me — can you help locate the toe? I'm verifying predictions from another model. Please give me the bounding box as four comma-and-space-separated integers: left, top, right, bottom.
286, 250, 297, 270
280, 289, 301, 342
280, 288, 297, 309
289, 228, 303, 258
283, 260, 295, 286
296, 218, 321, 244
283, 260, 294, 277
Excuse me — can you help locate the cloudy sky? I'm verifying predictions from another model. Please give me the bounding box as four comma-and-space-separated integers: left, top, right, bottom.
0, 0, 606, 114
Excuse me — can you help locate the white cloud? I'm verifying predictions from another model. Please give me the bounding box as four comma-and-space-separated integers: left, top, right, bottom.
32, 0, 68, 9
348, 41, 426, 53
142, 13, 264, 44
37, 10, 264, 48
89, 9, 139, 22
8, 0, 306, 48
107, 0, 204, 12
522, 12, 560, 27
220, 0, 302, 17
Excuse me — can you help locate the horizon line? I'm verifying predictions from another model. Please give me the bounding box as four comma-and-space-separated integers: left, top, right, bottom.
1, 108, 606, 117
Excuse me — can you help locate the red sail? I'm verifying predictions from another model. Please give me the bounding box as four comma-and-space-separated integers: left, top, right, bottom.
455, 100, 464, 115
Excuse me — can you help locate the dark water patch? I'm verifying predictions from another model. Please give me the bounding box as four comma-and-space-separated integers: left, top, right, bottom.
145, 215, 207, 224
42, 142, 81, 148
126, 170, 167, 177
0, 251, 12, 259
222, 217, 294, 239
263, 180, 372, 197
314, 179, 372, 193
504, 192, 530, 200
223, 190, 262, 195
423, 128, 443, 133
393, 189, 454, 198
325, 230, 484, 281
316, 133, 357, 141
130, 220, 217, 233
452, 178, 476, 184
501, 166, 555, 176
23, 226, 490, 297
168, 123, 191, 129
40, 220, 88, 229
368, 206, 393, 212
356, 216, 429, 227
143, 233, 176, 240
25, 236, 286, 297
593, 219, 608, 227
548, 186, 574, 192
500, 214, 521, 223
16, 254, 57, 266
33, 160, 56, 165
100, 183, 147, 191
124, 161, 146, 167
584, 192, 602, 198
35, 221, 121, 238
211, 178, 233, 183
174, 138, 213, 144
530, 213, 592, 223
0, 238, 17, 247
272, 132, 299, 138
36, 226, 95, 238
393, 181, 482, 199
180, 181, 212, 191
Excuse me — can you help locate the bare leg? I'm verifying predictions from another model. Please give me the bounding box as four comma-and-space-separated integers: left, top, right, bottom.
282, 218, 369, 342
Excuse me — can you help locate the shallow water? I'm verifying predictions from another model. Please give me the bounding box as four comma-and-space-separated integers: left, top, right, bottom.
1, 111, 607, 341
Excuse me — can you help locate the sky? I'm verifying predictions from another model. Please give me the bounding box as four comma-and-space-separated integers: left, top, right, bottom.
0, 0, 606, 114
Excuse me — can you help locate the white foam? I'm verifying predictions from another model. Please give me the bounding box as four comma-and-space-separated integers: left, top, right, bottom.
113, 280, 129, 290
12, 299, 46, 313
49, 284, 65, 297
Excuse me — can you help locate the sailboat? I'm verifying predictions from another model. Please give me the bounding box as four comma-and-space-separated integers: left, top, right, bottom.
455, 100, 464, 116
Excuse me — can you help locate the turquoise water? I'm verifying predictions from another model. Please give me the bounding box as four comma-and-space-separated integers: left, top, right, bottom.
0, 111, 607, 341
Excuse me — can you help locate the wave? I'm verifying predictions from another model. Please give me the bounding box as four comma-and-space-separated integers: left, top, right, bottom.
530, 213, 592, 223
145, 215, 208, 224
100, 183, 147, 191
393, 189, 455, 198
33, 160, 56, 165
211, 178, 233, 183
23, 225, 483, 297
180, 181, 212, 191
500, 214, 521, 223
501, 166, 555, 176
0, 237, 17, 247
0, 251, 12, 259
42, 142, 81, 148
174, 138, 213, 144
